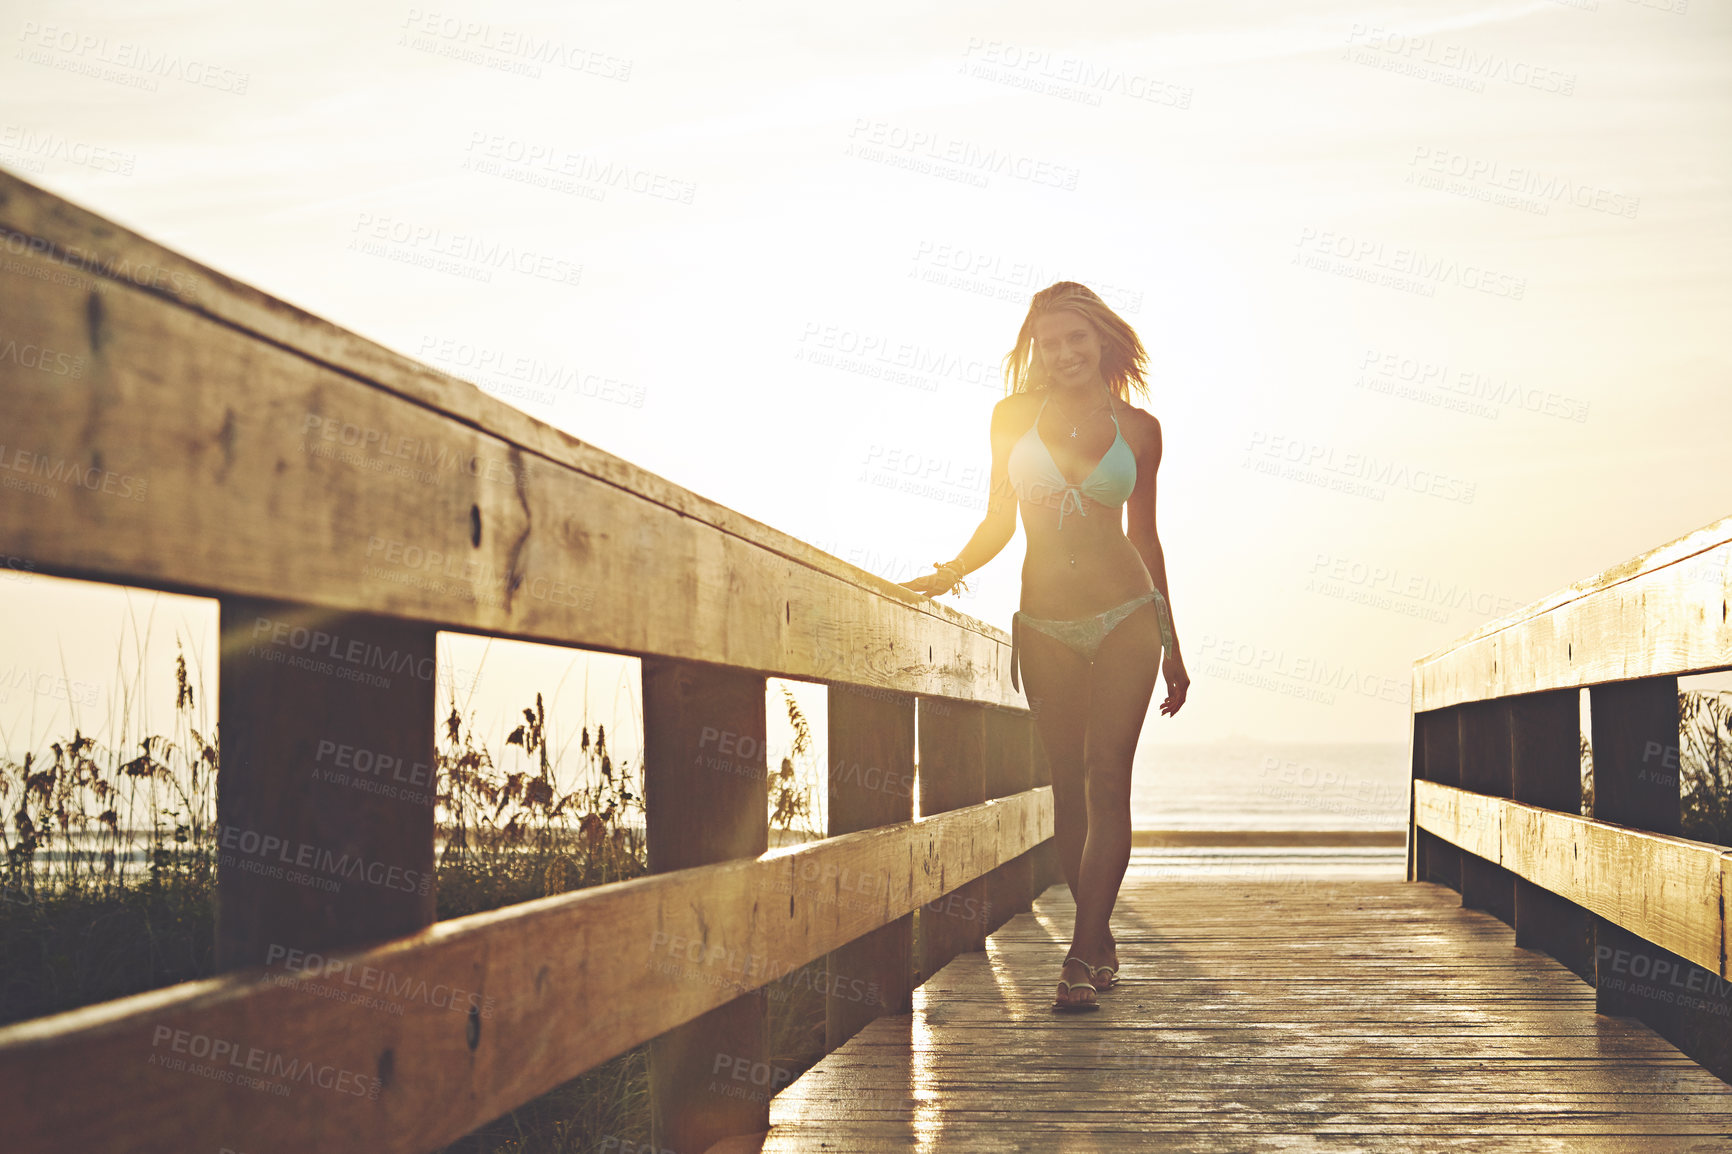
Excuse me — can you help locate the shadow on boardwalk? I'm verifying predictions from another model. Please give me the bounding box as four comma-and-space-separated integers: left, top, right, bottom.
765, 864, 1732, 1153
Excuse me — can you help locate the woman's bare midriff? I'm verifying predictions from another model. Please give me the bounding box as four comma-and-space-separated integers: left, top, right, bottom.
1018, 501, 1154, 619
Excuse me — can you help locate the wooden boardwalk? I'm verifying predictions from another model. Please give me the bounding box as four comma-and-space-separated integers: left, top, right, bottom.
763, 871, 1732, 1153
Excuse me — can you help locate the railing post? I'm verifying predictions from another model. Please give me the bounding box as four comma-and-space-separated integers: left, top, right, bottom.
1030, 726, 1062, 896
824, 684, 915, 1052
643, 658, 769, 1154
1582, 677, 1732, 1083
983, 706, 1035, 936
1508, 689, 1592, 980
1588, 678, 1680, 1023
1415, 706, 1462, 892
1458, 699, 1515, 925
215, 598, 437, 971
917, 697, 989, 981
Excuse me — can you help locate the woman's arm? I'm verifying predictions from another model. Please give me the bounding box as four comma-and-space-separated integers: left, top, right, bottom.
1126, 411, 1188, 715
1126, 413, 1179, 651
901, 396, 1024, 596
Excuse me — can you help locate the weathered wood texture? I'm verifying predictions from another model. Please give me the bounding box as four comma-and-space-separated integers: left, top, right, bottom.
0, 170, 1023, 705
643, 659, 770, 1153
764, 877, 1732, 1150
1413, 781, 1726, 978
1508, 690, 1593, 980
917, 700, 992, 981
0, 786, 1054, 1154
1412, 514, 1732, 711
825, 684, 917, 1052
982, 706, 1036, 939
216, 597, 437, 970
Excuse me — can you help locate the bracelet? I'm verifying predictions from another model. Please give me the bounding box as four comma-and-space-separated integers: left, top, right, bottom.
932, 559, 971, 593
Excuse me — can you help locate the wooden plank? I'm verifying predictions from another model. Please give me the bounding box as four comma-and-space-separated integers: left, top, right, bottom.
1509, 690, 1592, 980
1029, 725, 1062, 895
0, 786, 1053, 1154
1133, 829, 1405, 847
917, 700, 991, 979
982, 706, 1035, 937
643, 658, 770, 1152
824, 684, 916, 1052
1413, 781, 1724, 977
1413, 515, 1732, 711
1458, 699, 1516, 925
215, 597, 437, 970
763, 877, 1732, 1150
0, 176, 1020, 706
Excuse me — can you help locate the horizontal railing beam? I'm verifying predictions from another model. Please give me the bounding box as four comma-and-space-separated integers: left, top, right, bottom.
0, 784, 1054, 1154
0, 169, 1020, 705
1413, 780, 1728, 978
1411, 515, 1732, 711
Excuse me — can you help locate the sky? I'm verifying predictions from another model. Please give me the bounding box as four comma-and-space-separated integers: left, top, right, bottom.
2, 0, 1729, 779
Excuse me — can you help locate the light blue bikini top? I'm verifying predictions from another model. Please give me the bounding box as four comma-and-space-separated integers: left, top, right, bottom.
1008, 389, 1137, 528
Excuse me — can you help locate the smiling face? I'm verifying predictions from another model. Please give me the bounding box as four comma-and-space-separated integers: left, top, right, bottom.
1032, 308, 1104, 390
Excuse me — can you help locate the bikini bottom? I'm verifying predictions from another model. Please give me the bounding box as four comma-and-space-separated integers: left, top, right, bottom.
1010, 589, 1175, 693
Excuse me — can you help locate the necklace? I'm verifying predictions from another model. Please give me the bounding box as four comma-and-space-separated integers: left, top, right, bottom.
1044, 388, 1112, 567
1050, 395, 1110, 438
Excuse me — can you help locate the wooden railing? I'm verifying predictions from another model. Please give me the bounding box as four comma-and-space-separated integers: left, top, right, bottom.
1408, 515, 1732, 1081
0, 171, 1057, 1154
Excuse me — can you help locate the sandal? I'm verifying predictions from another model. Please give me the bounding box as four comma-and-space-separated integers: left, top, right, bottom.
1053, 956, 1102, 1012
1090, 962, 1118, 991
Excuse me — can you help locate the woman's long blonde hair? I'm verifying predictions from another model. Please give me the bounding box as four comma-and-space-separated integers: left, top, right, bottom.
1001, 281, 1150, 402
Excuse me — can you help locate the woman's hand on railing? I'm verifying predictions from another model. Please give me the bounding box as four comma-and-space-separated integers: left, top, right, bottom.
899, 569, 961, 598
1159, 650, 1189, 717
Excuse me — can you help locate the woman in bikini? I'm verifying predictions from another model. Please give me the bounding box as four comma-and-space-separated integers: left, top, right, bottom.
900, 281, 1188, 1011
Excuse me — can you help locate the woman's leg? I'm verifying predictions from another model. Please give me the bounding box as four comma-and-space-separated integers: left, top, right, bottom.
1070, 601, 1164, 967
1013, 622, 1091, 899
